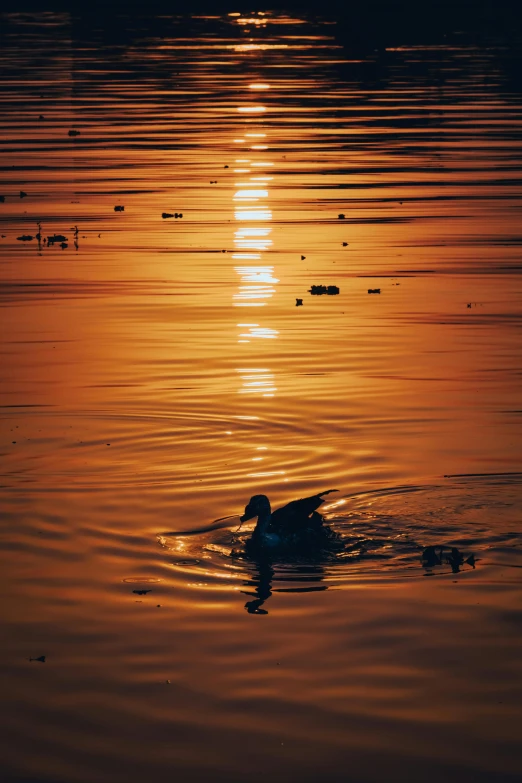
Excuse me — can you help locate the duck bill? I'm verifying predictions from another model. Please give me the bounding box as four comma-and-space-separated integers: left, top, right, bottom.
240, 512, 254, 523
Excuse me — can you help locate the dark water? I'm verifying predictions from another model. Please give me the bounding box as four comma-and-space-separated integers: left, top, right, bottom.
1, 9, 521, 783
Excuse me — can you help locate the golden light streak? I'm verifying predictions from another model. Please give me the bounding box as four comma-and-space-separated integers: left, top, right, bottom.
237, 106, 266, 113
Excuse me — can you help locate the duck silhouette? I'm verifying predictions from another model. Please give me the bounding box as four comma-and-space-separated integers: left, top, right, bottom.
240, 489, 338, 551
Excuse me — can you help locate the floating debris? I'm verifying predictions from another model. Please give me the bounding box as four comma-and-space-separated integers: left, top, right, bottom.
422, 545, 476, 574
301, 255, 306, 260
224, 165, 229, 168
338, 213, 345, 219
342, 242, 348, 246
17, 235, 34, 241
114, 205, 124, 212
210, 180, 217, 184
60, 242, 68, 249
29, 655, 46, 663
368, 288, 381, 294
20, 191, 28, 199
133, 589, 151, 595
39, 115, 44, 120
0, 196, 5, 202
47, 234, 68, 244
68, 129, 80, 137
296, 298, 303, 306
309, 285, 340, 296
162, 212, 173, 218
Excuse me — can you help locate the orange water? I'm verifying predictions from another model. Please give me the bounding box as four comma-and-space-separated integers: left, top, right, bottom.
1, 10, 521, 783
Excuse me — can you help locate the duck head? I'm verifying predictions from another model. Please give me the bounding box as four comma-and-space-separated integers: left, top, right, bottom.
240, 494, 271, 524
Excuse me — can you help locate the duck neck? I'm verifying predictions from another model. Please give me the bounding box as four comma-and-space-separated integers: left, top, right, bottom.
254, 505, 272, 539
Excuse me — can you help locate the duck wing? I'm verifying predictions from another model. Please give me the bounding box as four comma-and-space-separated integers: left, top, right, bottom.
270, 490, 337, 533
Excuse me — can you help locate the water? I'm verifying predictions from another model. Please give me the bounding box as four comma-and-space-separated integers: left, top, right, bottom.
1, 8, 521, 782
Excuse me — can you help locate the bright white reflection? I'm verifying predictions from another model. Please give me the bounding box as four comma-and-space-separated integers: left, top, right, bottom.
237, 368, 277, 395
235, 228, 271, 237
232, 93, 279, 397
234, 267, 279, 283
234, 190, 268, 199
237, 106, 266, 113
249, 83, 270, 89
235, 210, 272, 220
239, 326, 279, 339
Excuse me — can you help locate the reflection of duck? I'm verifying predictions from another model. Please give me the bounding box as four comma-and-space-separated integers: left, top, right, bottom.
240, 489, 338, 551
243, 559, 274, 614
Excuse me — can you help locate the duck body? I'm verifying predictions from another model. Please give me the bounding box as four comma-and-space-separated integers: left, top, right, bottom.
240, 489, 338, 553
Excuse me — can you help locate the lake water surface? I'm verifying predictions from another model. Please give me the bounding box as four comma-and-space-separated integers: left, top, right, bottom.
1, 8, 522, 783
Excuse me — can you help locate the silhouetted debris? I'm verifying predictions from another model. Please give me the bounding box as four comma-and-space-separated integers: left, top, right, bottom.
296, 298, 303, 306
342, 242, 348, 246
301, 255, 306, 260
162, 212, 174, 218
17, 235, 34, 241
39, 115, 44, 120
224, 165, 229, 168
20, 191, 28, 198
309, 285, 340, 295
68, 129, 80, 137
338, 213, 345, 219
0, 196, 5, 202
133, 589, 151, 595
29, 655, 46, 662
210, 180, 217, 183
60, 242, 68, 249
368, 288, 381, 294
467, 303, 472, 308
114, 205, 124, 212
47, 234, 67, 244
421, 545, 476, 574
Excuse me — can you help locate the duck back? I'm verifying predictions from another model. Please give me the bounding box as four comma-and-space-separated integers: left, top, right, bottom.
270, 490, 336, 534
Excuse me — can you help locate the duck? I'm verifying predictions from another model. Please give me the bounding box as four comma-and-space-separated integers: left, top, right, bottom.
240, 489, 338, 551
